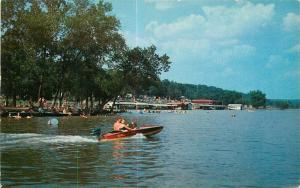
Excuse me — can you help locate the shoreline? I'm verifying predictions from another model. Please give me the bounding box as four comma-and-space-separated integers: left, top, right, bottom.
0, 107, 117, 118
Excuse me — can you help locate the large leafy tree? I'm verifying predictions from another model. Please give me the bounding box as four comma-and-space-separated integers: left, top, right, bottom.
1, 0, 172, 110
51, 0, 126, 108
117, 45, 171, 93
31, 0, 69, 101
100, 45, 171, 110
1, 0, 34, 106
1, 0, 68, 106
249, 90, 266, 108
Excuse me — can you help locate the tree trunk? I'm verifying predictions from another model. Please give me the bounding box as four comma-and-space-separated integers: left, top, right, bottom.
52, 88, 60, 108
52, 60, 67, 108
59, 92, 65, 107
90, 94, 94, 114
12, 94, 17, 107
5, 95, 9, 107
110, 96, 118, 113
37, 75, 43, 102
100, 98, 111, 113
85, 96, 89, 111
38, 46, 47, 102
98, 99, 101, 110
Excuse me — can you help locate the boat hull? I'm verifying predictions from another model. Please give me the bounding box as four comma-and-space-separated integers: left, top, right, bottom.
135, 125, 164, 136
99, 125, 163, 141
99, 131, 136, 141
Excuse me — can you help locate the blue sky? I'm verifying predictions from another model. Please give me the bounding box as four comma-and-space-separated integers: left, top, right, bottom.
107, 0, 300, 99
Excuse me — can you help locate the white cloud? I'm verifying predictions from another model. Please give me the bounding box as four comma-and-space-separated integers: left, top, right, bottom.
145, 2, 272, 66
144, 0, 248, 10
282, 70, 300, 79
160, 38, 255, 66
201, 3, 274, 39
146, 14, 205, 38
289, 43, 300, 53
144, 0, 182, 10
224, 67, 234, 76
265, 54, 291, 69
283, 13, 300, 32
146, 2, 274, 39
219, 44, 256, 63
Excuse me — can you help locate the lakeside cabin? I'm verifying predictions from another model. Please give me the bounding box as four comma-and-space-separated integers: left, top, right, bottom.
228, 104, 243, 110
191, 99, 225, 110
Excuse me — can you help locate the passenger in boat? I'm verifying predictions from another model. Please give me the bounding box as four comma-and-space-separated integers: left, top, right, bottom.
129, 121, 137, 129
113, 118, 134, 131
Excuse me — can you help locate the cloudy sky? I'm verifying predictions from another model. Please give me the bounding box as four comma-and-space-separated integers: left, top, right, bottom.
107, 0, 300, 99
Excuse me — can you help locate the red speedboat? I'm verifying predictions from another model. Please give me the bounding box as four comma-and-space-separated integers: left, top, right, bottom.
92, 125, 163, 141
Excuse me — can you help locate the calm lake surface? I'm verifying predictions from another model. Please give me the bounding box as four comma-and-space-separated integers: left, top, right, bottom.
1, 110, 300, 187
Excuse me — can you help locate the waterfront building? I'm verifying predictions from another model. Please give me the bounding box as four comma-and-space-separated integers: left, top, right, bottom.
228, 104, 243, 110
191, 99, 225, 110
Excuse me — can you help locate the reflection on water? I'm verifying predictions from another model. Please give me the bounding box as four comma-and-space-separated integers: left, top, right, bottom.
1, 110, 300, 187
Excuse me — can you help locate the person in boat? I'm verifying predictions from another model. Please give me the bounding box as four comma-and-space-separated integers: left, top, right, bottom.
113, 118, 134, 131
129, 121, 137, 129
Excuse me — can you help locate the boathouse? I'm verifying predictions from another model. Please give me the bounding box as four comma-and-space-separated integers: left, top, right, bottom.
191, 99, 225, 110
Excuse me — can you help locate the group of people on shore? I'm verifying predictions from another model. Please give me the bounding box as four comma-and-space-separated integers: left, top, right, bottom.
8, 112, 32, 119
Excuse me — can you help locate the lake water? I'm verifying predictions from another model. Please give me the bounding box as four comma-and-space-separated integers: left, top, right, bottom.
1, 110, 300, 187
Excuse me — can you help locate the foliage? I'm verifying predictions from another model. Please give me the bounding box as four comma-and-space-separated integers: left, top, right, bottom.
116, 46, 171, 94
142, 80, 245, 105
249, 90, 266, 108
267, 99, 300, 109
277, 101, 289, 110
1, 0, 170, 109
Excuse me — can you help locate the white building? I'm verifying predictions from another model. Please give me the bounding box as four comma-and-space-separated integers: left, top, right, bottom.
228, 104, 243, 110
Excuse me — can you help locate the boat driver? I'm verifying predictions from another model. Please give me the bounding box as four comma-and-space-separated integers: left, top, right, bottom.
113, 118, 134, 131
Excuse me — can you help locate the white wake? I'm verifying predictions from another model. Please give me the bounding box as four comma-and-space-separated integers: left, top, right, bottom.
1, 133, 98, 149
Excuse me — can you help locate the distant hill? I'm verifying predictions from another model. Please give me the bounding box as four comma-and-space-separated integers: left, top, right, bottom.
267, 99, 300, 109
142, 80, 299, 108
143, 79, 247, 105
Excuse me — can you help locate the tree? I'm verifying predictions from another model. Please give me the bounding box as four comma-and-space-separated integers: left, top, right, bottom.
51, 0, 126, 109
1, 0, 172, 111
102, 45, 172, 109
276, 101, 289, 110
1, 0, 68, 106
1, 0, 33, 106
117, 46, 171, 93
249, 90, 266, 108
